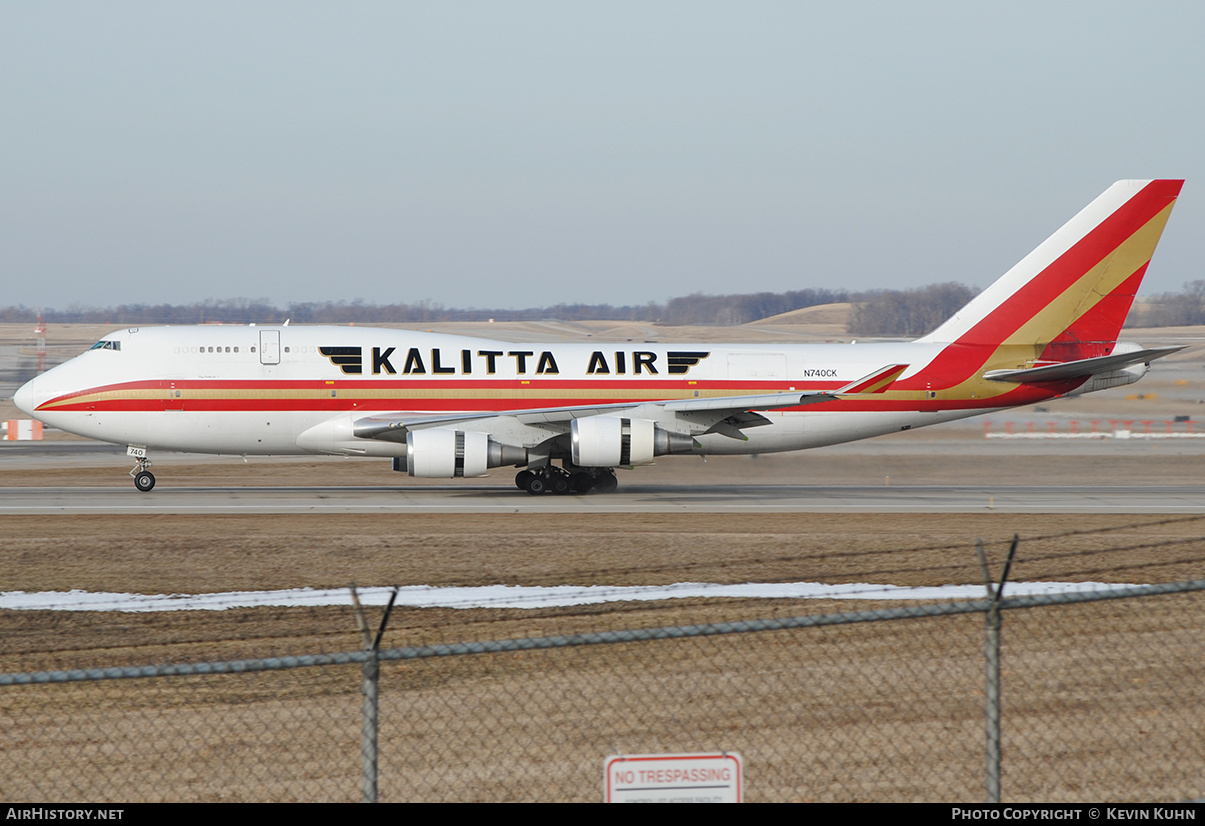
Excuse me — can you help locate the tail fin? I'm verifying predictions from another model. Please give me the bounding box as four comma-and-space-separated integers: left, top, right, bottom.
917, 180, 1183, 361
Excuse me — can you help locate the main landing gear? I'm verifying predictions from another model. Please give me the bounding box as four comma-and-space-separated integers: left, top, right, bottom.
130, 456, 156, 492
515, 466, 618, 496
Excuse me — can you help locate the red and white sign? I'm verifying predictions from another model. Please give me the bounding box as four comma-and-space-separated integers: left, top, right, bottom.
4, 420, 43, 441
605, 752, 742, 803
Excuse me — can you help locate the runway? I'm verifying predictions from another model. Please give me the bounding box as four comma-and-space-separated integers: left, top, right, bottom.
3, 482, 1203, 513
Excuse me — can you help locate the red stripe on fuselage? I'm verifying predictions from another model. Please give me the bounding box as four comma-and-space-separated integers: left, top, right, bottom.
39, 376, 1076, 415
39, 377, 837, 414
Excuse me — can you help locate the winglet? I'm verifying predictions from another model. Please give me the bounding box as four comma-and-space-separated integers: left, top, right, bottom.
838, 364, 909, 394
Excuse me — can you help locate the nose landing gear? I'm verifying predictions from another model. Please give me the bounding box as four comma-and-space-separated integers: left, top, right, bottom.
130, 456, 156, 492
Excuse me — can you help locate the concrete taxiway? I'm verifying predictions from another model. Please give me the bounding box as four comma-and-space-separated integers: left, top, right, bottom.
2, 482, 1202, 514
5, 420, 1205, 513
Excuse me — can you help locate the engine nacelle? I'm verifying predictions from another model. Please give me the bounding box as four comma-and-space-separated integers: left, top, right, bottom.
1063, 341, 1151, 397
1063, 363, 1149, 397
570, 417, 695, 467
403, 430, 526, 478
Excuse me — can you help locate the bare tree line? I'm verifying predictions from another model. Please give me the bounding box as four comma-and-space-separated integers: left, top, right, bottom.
0, 290, 849, 328
2, 280, 1200, 335
845, 283, 978, 337
845, 280, 1205, 336
1125, 281, 1205, 327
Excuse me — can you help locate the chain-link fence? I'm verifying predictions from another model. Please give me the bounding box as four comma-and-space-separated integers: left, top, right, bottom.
2, 579, 1202, 802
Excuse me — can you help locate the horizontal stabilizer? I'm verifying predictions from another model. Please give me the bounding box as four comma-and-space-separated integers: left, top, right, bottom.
982, 346, 1183, 383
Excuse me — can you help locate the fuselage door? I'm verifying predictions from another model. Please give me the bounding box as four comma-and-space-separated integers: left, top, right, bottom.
260, 330, 281, 365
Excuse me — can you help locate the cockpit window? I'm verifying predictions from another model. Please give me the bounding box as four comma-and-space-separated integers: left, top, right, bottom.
88, 340, 121, 351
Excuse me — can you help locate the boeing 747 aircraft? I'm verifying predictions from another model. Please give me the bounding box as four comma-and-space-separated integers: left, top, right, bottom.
14, 179, 1183, 494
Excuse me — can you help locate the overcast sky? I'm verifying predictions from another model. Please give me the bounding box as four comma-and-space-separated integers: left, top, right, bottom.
3, 2, 1203, 312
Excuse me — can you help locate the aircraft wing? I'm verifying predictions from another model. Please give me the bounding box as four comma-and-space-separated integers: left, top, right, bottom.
352, 364, 909, 444
352, 391, 831, 442
982, 347, 1182, 383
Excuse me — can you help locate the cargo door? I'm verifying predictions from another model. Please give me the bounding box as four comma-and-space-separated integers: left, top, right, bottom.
726, 352, 787, 379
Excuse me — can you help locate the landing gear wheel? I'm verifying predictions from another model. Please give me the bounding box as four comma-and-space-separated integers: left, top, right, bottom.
570, 472, 595, 493
594, 472, 618, 493
550, 474, 571, 495
515, 470, 535, 490
129, 454, 156, 492
525, 475, 548, 495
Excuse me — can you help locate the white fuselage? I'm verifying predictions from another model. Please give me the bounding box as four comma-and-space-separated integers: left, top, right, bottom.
15, 325, 1002, 459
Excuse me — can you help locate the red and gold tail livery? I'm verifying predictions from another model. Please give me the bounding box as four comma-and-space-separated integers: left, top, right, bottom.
14, 180, 1183, 494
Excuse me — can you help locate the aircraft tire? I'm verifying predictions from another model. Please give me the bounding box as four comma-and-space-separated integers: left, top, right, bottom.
134, 471, 156, 492
550, 474, 571, 495
595, 472, 618, 493
515, 470, 534, 490
525, 475, 547, 495
570, 472, 594, 493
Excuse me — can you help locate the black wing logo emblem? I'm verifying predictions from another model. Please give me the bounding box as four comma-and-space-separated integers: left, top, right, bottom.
320, 346, 363, 375
667, 351, 710, 375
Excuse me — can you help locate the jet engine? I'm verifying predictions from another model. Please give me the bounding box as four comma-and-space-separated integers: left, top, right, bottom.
403, 429, 527, 478
570, 417, 696, 467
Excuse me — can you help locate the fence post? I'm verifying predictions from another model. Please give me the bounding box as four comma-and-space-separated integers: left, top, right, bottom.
977, 536, 1017, 804
351, 585, 399, 804
362, 648, 380, 803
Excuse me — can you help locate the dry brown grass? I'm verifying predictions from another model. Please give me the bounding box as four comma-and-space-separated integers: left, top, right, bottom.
1, 506, 1202, 801
3, 591, 1201, 802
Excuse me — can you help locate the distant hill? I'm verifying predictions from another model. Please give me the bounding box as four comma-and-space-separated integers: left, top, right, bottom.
753, 302, 852, 326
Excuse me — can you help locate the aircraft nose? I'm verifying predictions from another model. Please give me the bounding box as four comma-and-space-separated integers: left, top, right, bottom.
13, 376, 41, 416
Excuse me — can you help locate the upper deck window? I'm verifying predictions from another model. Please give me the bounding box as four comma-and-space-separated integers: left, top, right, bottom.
88, 340, 121, 351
